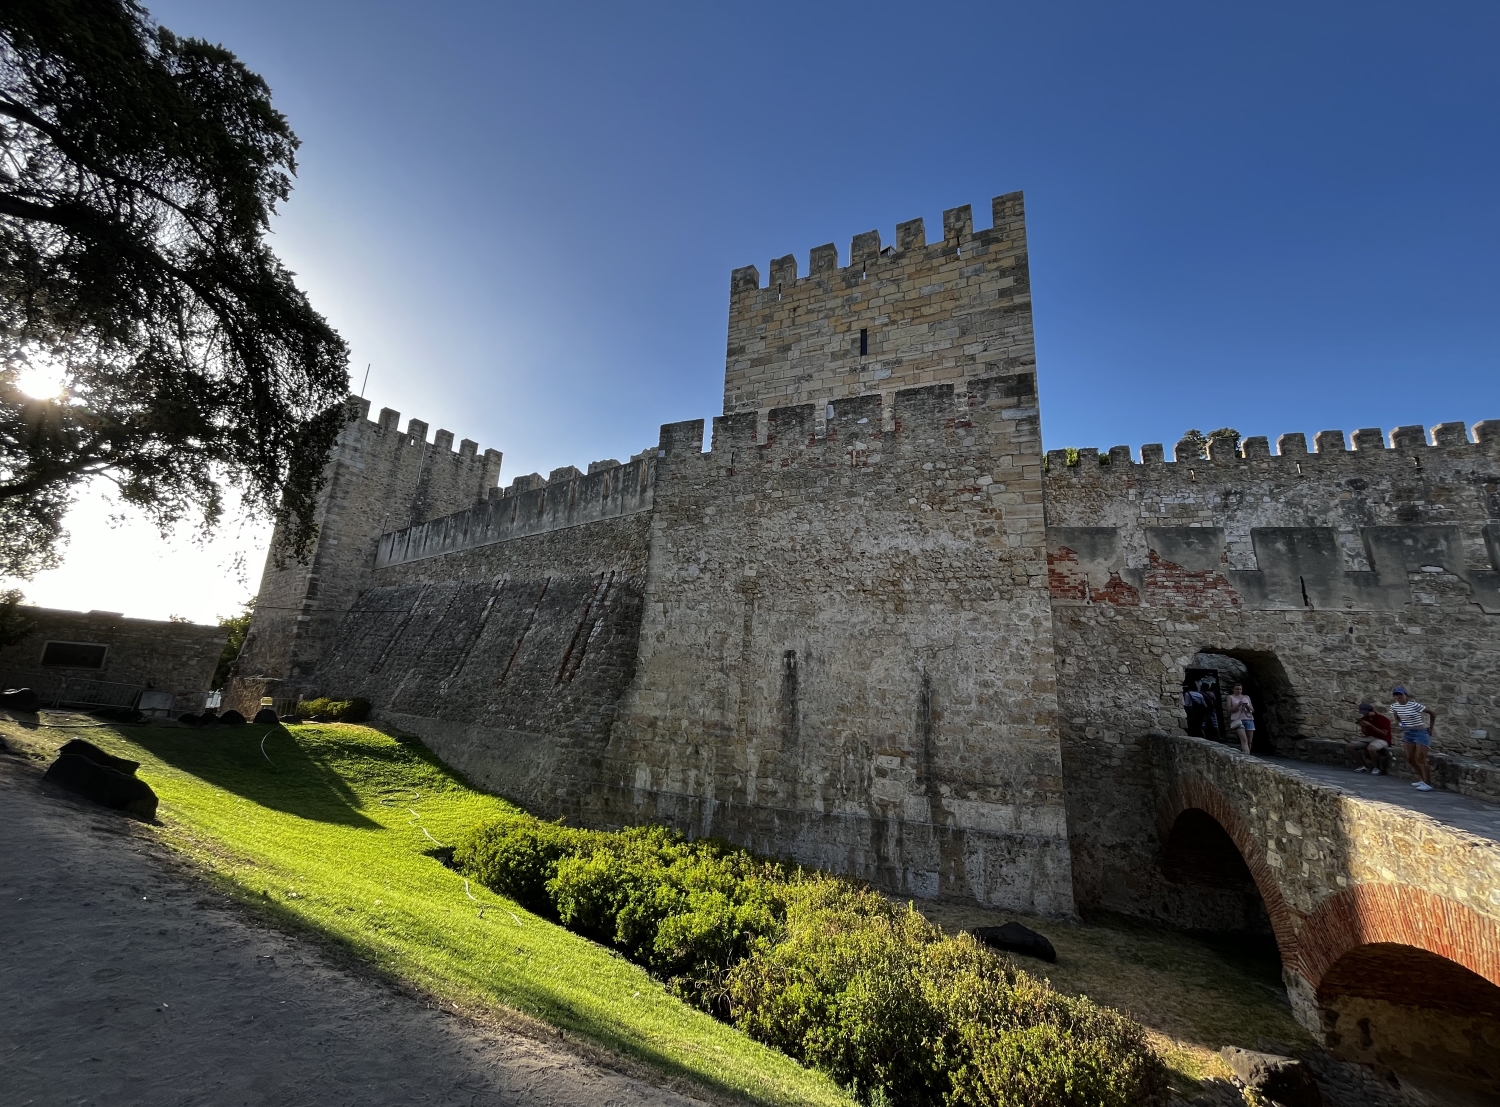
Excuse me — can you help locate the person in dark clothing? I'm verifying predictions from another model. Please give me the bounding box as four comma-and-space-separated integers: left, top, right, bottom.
1350, 703, 1392, 773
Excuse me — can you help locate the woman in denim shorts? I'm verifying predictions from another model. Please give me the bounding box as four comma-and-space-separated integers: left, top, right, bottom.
1390, 687, 1436, 792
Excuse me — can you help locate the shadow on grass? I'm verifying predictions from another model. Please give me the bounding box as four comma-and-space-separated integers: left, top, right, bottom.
128, 725, 379, 828
229, 873, 815, 1107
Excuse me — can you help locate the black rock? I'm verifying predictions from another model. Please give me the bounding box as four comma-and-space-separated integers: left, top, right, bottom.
0, 687, 41, 712
253, 707, 279, 725
43, 753, 158, 820
57, 738, 140, 776
1221, 1047, 1322, 1107
969, 921, 1058, 963
278, 714, 300, 723
308, 713, 330, 722
216, 709, 247, 726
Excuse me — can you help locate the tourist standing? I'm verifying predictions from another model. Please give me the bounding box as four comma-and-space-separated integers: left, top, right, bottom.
1227, 683, 1255, 754
1350, 703, 1392, 774
1390, 687, 1436, 791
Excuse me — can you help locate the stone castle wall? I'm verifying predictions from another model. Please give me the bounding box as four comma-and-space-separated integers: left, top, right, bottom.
312, 509, 653, 814
0, 607, 226, 707
588, 369, 1071, 913
228, 397, 503, 714
1044, 423, 1500, 918
229, 189, 1499, 931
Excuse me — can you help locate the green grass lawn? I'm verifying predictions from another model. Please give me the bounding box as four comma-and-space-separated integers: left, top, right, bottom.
4, 717, 850, 1107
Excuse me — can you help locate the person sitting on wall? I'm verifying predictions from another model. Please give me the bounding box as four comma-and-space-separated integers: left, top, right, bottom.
1390, 687, 1436, 792
1349, 703, 1392, 774
1227, 682, 1255, 755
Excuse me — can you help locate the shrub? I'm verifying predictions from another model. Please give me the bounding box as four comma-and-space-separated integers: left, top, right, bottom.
727, 878, 951, 1104
295, 696, 371, 722
455, 818, 1169, 1107
451, 819, 598, 916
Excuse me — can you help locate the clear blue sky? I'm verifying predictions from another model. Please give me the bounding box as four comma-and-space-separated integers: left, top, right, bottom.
148, 0, 1500, 473
16, 1, 1500, 622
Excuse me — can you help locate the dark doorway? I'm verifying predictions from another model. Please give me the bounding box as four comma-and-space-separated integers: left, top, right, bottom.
1161, 808, 1273, 936
1191, 650, 1297, 755
1182, 667, 1227, 743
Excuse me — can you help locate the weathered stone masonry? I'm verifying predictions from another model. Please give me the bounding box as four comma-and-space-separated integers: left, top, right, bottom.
230, 190, 1500, 1079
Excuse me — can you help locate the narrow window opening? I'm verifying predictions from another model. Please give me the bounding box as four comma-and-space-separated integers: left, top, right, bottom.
1300, 576, 1313, 608
859, 328, 869, 357
776, 283, 782, 302
1295, 461, 1303, 476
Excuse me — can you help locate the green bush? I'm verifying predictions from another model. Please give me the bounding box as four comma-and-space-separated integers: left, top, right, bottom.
454, 818, 1168, 1107
727, 878, 951, 1104
451, 819, 598, 916
295, 696, 371, 722
544, 828, 784, 1009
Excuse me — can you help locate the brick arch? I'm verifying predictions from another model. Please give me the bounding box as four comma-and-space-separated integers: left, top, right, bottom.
1294, 883, 1500, 991
1157, 774, 1299, 958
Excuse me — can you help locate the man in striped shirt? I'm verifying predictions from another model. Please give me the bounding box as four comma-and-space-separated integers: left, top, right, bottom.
1390, 687, 1436, 792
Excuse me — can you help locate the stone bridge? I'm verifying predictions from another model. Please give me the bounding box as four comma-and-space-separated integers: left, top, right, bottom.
1151, 734, 1500, 1099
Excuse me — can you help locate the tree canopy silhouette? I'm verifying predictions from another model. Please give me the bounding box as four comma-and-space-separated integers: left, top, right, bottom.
0, 0, 349, 578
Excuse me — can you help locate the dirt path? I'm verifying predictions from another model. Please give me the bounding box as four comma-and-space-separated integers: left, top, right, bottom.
0, 753, 706, 1107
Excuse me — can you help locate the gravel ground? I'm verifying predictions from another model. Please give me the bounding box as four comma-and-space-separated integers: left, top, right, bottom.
0, 748, 706, 1107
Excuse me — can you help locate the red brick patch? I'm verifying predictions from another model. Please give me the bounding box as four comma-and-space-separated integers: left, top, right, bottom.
1142, 550, 1242, 609
1296, 884, 1500, 991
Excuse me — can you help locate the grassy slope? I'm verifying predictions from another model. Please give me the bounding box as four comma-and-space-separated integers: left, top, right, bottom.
919, 895, 1312, 1092
4, 717, 849, 1107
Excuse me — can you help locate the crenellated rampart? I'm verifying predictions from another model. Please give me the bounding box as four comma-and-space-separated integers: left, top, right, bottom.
376, 455, 656, 568
587, 367, 1071, 913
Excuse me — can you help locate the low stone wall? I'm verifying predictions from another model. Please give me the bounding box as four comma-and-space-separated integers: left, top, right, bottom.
0, 607, 225, 707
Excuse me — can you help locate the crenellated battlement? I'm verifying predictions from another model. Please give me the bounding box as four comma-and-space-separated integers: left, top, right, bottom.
377, 454, 656, 567
729, 192, 1027, 299
1045, 419, 1500, 481
724, 192, 1034, 417
657, 372, 1041, 463
342, 396, 504, 491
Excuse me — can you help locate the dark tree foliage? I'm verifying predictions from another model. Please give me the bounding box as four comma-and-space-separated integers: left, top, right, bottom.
210, 598, 252, 688
1179, 426, 1241, 459
0, 586, 33, 647
0, 0, 349, 578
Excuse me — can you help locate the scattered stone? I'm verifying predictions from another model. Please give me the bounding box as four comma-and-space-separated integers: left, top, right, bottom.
253, 707, 279, 725
1, 687, 41, 712
216, 710, 247, 726
968, 921, 1057, 963
42, 751, 158, 820
57, 738, 140, 776
278, 714, 300, 723
1221, 1046, 1322, 1107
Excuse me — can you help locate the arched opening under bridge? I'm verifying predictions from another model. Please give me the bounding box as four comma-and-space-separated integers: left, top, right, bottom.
1159, 807, 1283, 1002
1317, 942, 1500, 1101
